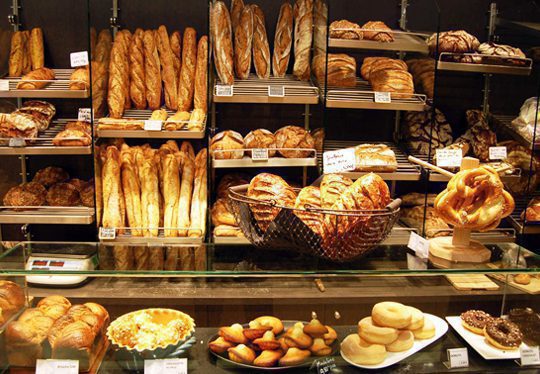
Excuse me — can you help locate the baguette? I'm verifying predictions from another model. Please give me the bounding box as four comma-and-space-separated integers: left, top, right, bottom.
273, 2, 293, 77
21, 31, 32, 75
181, 141, 196, 160
177, 27, 197, 112
120, 146, 143, 236
188, 148, 207, 237
252, 5, 271, 79
102, 146, 124, 234
129, 29, 146, 109
293, 0, 313, 81
162, 153, 181, 237
231, 0, 245, 34
194, 36, 208, 113
95, 146, 103, 227
9, 31, 26, 77
143, 30, 162, 110
91, 61, 109, 118
170, 31, 182, 79
118, 30, 132, 110
29, 28, 44, 70
107, 33, 130, 118
157, 25, 178, 110
211, 1, 234, 85
177, 155, 194, 236
95, 29, 112, 65
140, 152, 160, 237
90, 27, 97, 59
234, 5, 254, 79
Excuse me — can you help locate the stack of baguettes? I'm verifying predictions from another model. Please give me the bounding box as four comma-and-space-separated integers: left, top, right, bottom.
97, 140, 208, 238
105, 25, 208, 129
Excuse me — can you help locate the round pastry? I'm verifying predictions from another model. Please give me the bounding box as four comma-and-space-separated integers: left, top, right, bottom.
253, 349, 283, 367
33, 166, 69, 187
244, 129, 276, 157
386, 330, 414, 352
514, 274, 531, 285
330, 20, 363, 40
80, 183, 95, 207
372, 302, 412, 329
341, 333, 386, 365
228, 344, 256, 364
217, 173, 250, 199
3, 182, 47, 207
358, 316, 398, 345
284, 322, 313, 349
274, 125, 315, 159
250, 316, 284, 335
208, 336, 234, 354
46, 183, 81, 206
303, 318, 328, 338
411, 316, 435, 340
405, 306, 425, 330
484, 318, 523, 350
210, 130, 245, 160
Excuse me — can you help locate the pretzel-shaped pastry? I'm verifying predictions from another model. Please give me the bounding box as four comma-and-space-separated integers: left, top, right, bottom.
434, 166, 514, 231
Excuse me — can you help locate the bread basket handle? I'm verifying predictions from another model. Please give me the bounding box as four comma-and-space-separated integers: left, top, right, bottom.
386, 198, 402, 212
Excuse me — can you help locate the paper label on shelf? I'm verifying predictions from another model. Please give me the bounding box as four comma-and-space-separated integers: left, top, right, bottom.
436, 149, 462, 168
9, 138, 26, 147
447, 348, 469, 368
323, 148, 356, 173
311, 357, 337, 374
374, 91, 392, 103
70, 51, 89, 67
489, 146, 507, 160
216, 85, 233, 97
78, 108, 92, 122
268, 85, 285, 97
407, 232, 429, 259
36, 359, 79, 374
251, 148, 269, 161
144, 120, 163, 131
520, 346, 540, 366
98, 227, 116, 240
0, 80, 9, 91
144, 358, 187, 374
406, 253, 428, 270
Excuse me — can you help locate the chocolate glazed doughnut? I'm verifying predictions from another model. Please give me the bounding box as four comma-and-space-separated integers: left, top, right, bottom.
460, 310, 494, 335
484, 318, 523, 350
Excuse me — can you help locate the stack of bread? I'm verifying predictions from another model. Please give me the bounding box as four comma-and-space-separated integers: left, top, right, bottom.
329, 19, 394, 42
341, 302, 435, 365
6, 295, 109, 370
0, 100, 55, 140
212, 174, 249, 238
361, 57, 414, 96
97, 140, 207, 238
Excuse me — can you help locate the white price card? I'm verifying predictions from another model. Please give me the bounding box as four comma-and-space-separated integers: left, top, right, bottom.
374, 91, 391, 103
445, 348, 469, 369
145, 358, 187, 374
520, 346, 540, 366
489, 146, 507, 160
99, 227, 116, 240
144, 120, 163, 131
9, 138, 26, 147
36, 359, 79, 374
323, 148, 356, 173
216, 85, 233, 97
436, 149, 462, 168
251, 148, 269, 161
407, 232, 429, 259
70, 51, 89, 67
0, 79, 9, 91
268, 85, 285, 97
78, 108, 92, 122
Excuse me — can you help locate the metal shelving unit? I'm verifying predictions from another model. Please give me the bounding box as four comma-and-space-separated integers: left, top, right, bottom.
490, 114, 539, 151
328, 31, 429, 54
0, 69, 89, 99
212, 151, 318, 169
0, 206, 95, 225
437, 53, 532, 76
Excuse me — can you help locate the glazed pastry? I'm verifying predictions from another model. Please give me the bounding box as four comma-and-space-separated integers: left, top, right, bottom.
275, 125, 315, 158
312, 53, 356, 87
509, 308, 540, 347
330, 20, 362, 39
178, 27, 197, 111
234, 5, 254, 79
278, 347, 311, 366
228, 344, 256, 364
210, 130, 244, 159
244, 129, 276, 156
211, 1, 234, 85
272, 1, 293, 77
361, 21, 393, 42
341, 334, 386, 365
29, 28, 44, 70
484, 318, 522, 350
292, 0, 313, 81
16, 67, 55, 90
252, 5, 271, 79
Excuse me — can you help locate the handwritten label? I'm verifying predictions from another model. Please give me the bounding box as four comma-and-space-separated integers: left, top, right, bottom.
520, 346, 540, 366
144, 358, 187, 374
489, 146, 507, 160
251, 148, 269, 161
436, 149, 462, 168
216, 85, 233, 97
374, 91, 391, 103
0, 80, 9, 91
78, 108, 92, 122
311, 357, 337, 374
99, 227, 116, 240
144, 120, 163, 131
36, 359, 79, 374
323, 148, 356, 173
9, 138, 26, 147
70, 51, 89, 67
268, 85, 285, 97
446, 348, 469, 368
407, 232, 429, 259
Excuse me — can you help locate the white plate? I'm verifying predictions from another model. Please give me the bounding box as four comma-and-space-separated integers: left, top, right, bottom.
340, 313, 448, 369
446, 316, 528, 360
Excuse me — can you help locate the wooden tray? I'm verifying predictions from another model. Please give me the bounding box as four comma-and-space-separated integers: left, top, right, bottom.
445, 274, 499, 291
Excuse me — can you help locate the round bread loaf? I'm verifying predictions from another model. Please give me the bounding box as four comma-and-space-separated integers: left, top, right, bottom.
428, 30, 480, 55
274, 125, 315, 158
217, 173, 250, 199
403, 108, 453, 155
244, 129, 276, 157
33, 166, 69, 187
46, 182, 81, 206
3, 182, 47, 207
210, 130, 245, 159
320, 173, 353, 209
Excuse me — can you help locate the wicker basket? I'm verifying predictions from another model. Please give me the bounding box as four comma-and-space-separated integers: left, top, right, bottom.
228, 185, 401, 262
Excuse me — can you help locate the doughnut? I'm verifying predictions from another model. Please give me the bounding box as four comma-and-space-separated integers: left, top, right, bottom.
372, 302, 412, 329
460, 310, 494, 335
405, 306, 425, 330
386, 330, 414, 352
411, 317, 435, 339
358, 316, 398, 345
341, 334, 386, 365
484, 318, 523, 350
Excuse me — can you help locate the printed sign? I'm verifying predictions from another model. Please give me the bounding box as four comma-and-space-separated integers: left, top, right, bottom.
78, 108, 92, 122
446, 348, 469, 368
520, 346, 540, 366
9, 138, 26, 147
0, 80, 10, 91
489, 146, 507, 160
99, 227, 116, 240
216, 85, 233, 97
70, 51, 89, 67
323, 148, 356, 173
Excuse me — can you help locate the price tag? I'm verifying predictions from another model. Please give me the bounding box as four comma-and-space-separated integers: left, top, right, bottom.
374, 91, 391, 103
251, 148, 269, 161
0, 79, 9, 91
444, 348, 469, 369
311, 357, 337, 374
36, 359, 79, 374
489, 146, 507, 160
144, 358, 187, 374
78, 108, 92, 122
436, 149, 462, 168
323, 148, 356, 173
268, 85, 285, 97
144, 120, 163, 131
70, 51, 89, 67
9, 138, 26, 147
99, 227, 116, 240
406, 253, 428, 270
216, 84, 233, 97
520, 346, 540, 366
407, 232, 429, 259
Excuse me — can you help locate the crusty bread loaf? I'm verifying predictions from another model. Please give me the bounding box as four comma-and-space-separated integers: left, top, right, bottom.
320, 173, 353, 209
129, 29, 146, 109
234, 5, 254, 79
313, 53, 356, 87
360, 57, 407, 81
194, 36, 208, 113
353, 143, 398, 172
95, 29, 112, 65
9, 31, 27, 77
178, 27, 197, 111
102, 146, 125, 233
157, 25, 178, 110
29, 28, 44, 70
211, 1, 234, 84
210, 130, 245, 159
120, 146, 143, 236
107, 33, 130, 118
294, 186, 328, 237
274, 125, 315, 158
272, 1, 293, 77
211, 198, 237, 226
188, 149, 208, 237
330, 20, 362, 40
162, 152, 180, 237
16, 67, 55, 90
143, 30, 162, 110
292, 0, 313, 81
231, 0, 245, 34
428, 30, 480, 55
369, 69, 414, 97
170, 31, 182, 79
361, 21, 394, 42
252, 5, 271, 79
244, 129, 276, 156
177, 154, 194, 236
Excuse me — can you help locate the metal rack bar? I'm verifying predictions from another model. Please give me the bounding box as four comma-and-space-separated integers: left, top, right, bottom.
0, 69, 89, 99
0, 207, 95, 225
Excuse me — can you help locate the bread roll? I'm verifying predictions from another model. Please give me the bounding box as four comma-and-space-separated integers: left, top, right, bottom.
143, 30, 162, 110
9, 31, 26, 77
275, 125, 315, 158
252, 5, 271, 79
210, 130, 245, 159
244, 129, 276, 156
170, 31, 182, 79
157, 25, 178, 110
102, 146, 125, 233
211, 1, 234, 84
188, 108, 205, 131
293, 0, 313, 81
178, 27, 197, 111
234, 6, 254, 79
231, 0, 245, 34
313, 53, 356, 87
129, 29, 146, 109
320, 173, 353, 209
29, 28, 44, 70
95, 29, 112, 65
194, 36, 208, 113
273, 2, 293, 77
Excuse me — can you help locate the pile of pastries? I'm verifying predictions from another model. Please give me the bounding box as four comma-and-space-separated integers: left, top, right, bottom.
3, 166, 94, 208
212, 173, 249, 238
97, 140, 207, 238
0, 101, 56, 140
209, 316, 337, 367
342, 302, 435, 365
0, 281, 25, 325
210, 126, 320, 160
461, 309, 523, 350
